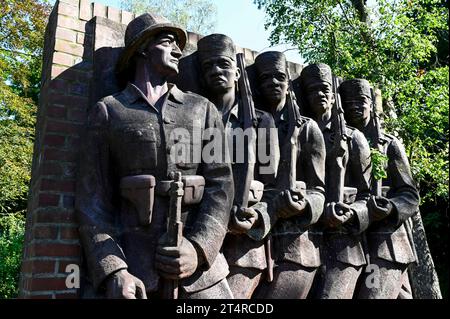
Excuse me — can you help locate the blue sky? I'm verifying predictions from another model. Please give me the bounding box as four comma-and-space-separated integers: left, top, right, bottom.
57, 0, 305, 63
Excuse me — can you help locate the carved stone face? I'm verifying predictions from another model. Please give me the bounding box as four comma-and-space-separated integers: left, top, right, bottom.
258, 70, 288, 107
143, 32, 182, 77
304, 81, 334, 117
343, 95, 372, 129
200, 55, 240, 94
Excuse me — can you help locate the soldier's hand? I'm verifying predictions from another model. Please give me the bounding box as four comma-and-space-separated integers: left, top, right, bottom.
368, 196, 393, 221
323, 202, 354, 228
105, 269, 147, 299
276, 189, 307, 219
156, 236, 198, 280
229, 206, 259, 234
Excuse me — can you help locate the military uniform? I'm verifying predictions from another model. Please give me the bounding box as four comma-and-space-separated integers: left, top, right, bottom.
263, 111, 326, 299
76, 83, 234, 298
318, 123, 372, 299
357, 130, 419, 298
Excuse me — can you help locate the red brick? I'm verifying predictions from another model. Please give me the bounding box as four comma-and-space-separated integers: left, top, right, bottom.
35, 210, 76, 224
51, 65, 68, 79
107, 6, 121, 23
31, 243, 80, 258
93, 3, 107, 18
46, 120, 83, 135
76, 32, 85, 44
27, 278, 68, 291
60, 226, 79, 240
57, 15, 84, 32
69, 82, 89, 97
44, 134, 66, 147
121, 10, 134, 25
53, 52, 74, 67
41, 179, 75, 192
33, 225, 59, 239
42, 162, 64, 176
47, 105, 67, 119
22, 260, 56, 274
79, 0, 93, 21
55, 27, 77, 43
38, 193, 60, 206
58, 260, 80, 273
48, 79, 69, 92
55, 39, 84, 57
44, 148, 77, 162
58, 2, 79, 18
67, 108, 86, 123
49, 94, 88, 107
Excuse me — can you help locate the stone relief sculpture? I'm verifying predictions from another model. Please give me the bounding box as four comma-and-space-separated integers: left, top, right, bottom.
339, 79, 420, 298
75, 13, 234, 299
298, 64, 372, 299
72, 11, 431, 299
196, 34, 278, 299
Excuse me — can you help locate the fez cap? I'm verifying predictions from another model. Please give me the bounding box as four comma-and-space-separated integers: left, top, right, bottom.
300, 63, 333, 87
197, 33, 236, 62
254, 51, 287, 75
116, 13, 187, 74
339, 78, 372, 100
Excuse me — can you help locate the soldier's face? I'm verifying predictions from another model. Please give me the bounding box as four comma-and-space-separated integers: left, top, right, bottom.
305, 81, 334, 116
144, 32, 182, 76
200, 56, 240, 94
343, 95, 371, 129
258, 69, 288, 105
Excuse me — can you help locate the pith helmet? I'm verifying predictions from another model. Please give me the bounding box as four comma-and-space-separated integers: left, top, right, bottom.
116, 12, 187, 74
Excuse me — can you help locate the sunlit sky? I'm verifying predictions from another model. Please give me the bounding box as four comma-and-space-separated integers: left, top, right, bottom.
51, 0, 305, 64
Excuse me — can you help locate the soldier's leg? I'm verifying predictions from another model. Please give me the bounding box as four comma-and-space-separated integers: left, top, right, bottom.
318, 260, 363, 299
181, 278, 234, 299
263, 261, 317, 299
227, 266, 263, 299
357, 257, 409, 299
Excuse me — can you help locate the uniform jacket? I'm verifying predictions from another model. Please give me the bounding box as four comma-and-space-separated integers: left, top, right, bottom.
364, 129, 419, 265
221, 101, 278, 270
75, 83, 234, 294
320, 122, 372, 267
268, 109, 326, 268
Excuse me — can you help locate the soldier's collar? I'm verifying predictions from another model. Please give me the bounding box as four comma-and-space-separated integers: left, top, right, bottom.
123, 82, 184, 105
168, 84, 184, 104
275, 106, 287, 122
229, 101, 240, 120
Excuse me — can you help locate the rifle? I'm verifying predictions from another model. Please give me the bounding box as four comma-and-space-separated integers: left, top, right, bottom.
266, 66, 303, 282
236, 53, 273, 280
328, 75, 349, 204
235, 53, 258, 209
163, 171, 184, 299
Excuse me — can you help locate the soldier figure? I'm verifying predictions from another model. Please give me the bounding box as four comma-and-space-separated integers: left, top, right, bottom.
253, 52, 326, 299
299, 64, 372, 299
75, 13, 234, 298
196, 34, 278, 299
340, 78, 419, 299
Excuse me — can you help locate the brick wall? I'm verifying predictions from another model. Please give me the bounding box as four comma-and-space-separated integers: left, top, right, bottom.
19, 0, 302, 299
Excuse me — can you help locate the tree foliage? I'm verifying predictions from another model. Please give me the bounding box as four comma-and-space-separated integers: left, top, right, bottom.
120, 0, 218, 35
254, 0, 449, 295
0, 212, 25, 298
0, 0, 50, 214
